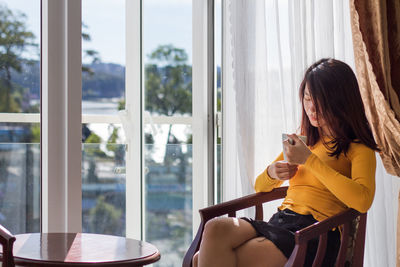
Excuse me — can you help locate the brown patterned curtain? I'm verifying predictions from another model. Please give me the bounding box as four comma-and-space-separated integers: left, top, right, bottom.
350, 0, 400, 176
349, 0, 400, 265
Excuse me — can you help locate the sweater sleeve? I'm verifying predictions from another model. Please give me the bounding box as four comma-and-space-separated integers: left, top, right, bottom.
303, 144, 376, 213
255, 152, 285, 192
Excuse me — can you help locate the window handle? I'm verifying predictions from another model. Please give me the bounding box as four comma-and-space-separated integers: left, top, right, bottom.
216, 111, 222, 139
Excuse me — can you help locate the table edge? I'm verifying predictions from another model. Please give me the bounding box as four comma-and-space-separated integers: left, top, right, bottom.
9, 233, 161, 266
12, 251, 160, 266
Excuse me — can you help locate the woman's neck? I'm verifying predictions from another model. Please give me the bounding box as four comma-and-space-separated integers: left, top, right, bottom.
320, 126, 333, 137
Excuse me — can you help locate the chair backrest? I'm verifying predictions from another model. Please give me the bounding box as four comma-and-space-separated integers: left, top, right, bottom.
0, 225, 16, 267
347, 213, 367, 266
285, 210, 367, 267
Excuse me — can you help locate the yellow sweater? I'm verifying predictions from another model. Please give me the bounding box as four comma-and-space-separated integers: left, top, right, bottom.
254, 140, 376, 222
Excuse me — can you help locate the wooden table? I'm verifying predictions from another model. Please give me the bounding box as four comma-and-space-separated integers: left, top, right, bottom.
11, 233, 160, 266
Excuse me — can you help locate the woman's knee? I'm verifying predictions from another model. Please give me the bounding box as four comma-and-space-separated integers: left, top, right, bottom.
201, 217, 257, 249
202, 217, 232, 240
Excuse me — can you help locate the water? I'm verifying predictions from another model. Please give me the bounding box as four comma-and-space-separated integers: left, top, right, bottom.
82, 99, 120, 115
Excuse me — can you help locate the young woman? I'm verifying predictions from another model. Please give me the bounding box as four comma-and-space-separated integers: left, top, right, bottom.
192, 58, 379, 267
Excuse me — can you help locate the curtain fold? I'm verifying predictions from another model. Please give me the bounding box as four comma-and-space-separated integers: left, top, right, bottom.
349, 1, 400, 266
350, 0, 400, 177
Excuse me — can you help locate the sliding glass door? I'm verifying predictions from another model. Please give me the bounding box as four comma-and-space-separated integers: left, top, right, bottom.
81, 0, 127, 237
143, 0, 193, 264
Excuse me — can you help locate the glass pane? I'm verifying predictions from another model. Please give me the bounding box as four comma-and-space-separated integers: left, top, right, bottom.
144, 0, 192, 117
144, 142, 192, 265
0, 122, 40, 234
0, 0, 40, 234
0, 1, 40, 114
82, 0, 125, 115
144, 123, 192, 265
82, 0, 126, 236
82, 123, 126, 236
82, 143, 126, 236
0, 140, 40, 233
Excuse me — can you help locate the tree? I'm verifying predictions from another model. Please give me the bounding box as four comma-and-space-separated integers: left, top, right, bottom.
145, 44, 192, 116
82, 22, 100, 76
84, 132, 106, 157
89, 196, 122, 235
0, 5, 36, 112
87, 160, 98, 184
106, 126, 125, 166
145, 44, 192, 149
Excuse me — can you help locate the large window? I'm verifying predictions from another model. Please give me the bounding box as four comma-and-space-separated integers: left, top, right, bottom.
0, 0, 40, 234
1, 2, 215, 267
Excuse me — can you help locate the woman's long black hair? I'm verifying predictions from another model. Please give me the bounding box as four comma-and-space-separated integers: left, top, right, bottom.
299, 58, 379, 157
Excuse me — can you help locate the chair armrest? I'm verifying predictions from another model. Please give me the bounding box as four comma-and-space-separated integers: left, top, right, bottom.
295, 208, 361, 244
0, 225, 14, 245
199, 187, 288, 221
0, 225, 16, 267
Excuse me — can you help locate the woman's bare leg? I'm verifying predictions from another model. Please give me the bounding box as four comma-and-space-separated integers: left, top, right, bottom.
197, 217, 257, 267
235, 237, 287, 267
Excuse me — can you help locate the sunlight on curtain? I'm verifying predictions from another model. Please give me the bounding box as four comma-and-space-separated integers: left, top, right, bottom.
224, 0, 354, 211
365, 157, 399, 267
223, 0, 399, 265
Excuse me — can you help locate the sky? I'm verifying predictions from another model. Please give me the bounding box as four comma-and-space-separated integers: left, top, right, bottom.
2, 0, 194, 66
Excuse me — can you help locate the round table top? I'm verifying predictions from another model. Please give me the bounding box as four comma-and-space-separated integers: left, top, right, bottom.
13, 233, 160, 266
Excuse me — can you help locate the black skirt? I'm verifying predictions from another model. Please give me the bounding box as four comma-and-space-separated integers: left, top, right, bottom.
242, 209, 340, 267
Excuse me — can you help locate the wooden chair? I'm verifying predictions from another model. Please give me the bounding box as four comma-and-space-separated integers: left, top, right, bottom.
182, 186, 367, 267
0, 224, 16, 267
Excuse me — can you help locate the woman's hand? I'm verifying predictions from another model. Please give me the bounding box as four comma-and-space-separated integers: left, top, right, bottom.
267, 161, 298, 180
283, 134, 312, 165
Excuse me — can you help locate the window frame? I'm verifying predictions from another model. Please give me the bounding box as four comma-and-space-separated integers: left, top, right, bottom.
2, 0, 214, 239
41, 0, 82, 233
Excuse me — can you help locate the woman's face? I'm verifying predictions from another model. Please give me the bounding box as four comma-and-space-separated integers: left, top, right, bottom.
303, 86, 328, 131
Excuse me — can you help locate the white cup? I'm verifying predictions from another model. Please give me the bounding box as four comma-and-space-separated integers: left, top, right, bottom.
282, 133, 307, 162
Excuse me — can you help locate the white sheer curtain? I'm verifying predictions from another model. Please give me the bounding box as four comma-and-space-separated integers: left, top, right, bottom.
223, 0, 399, 266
